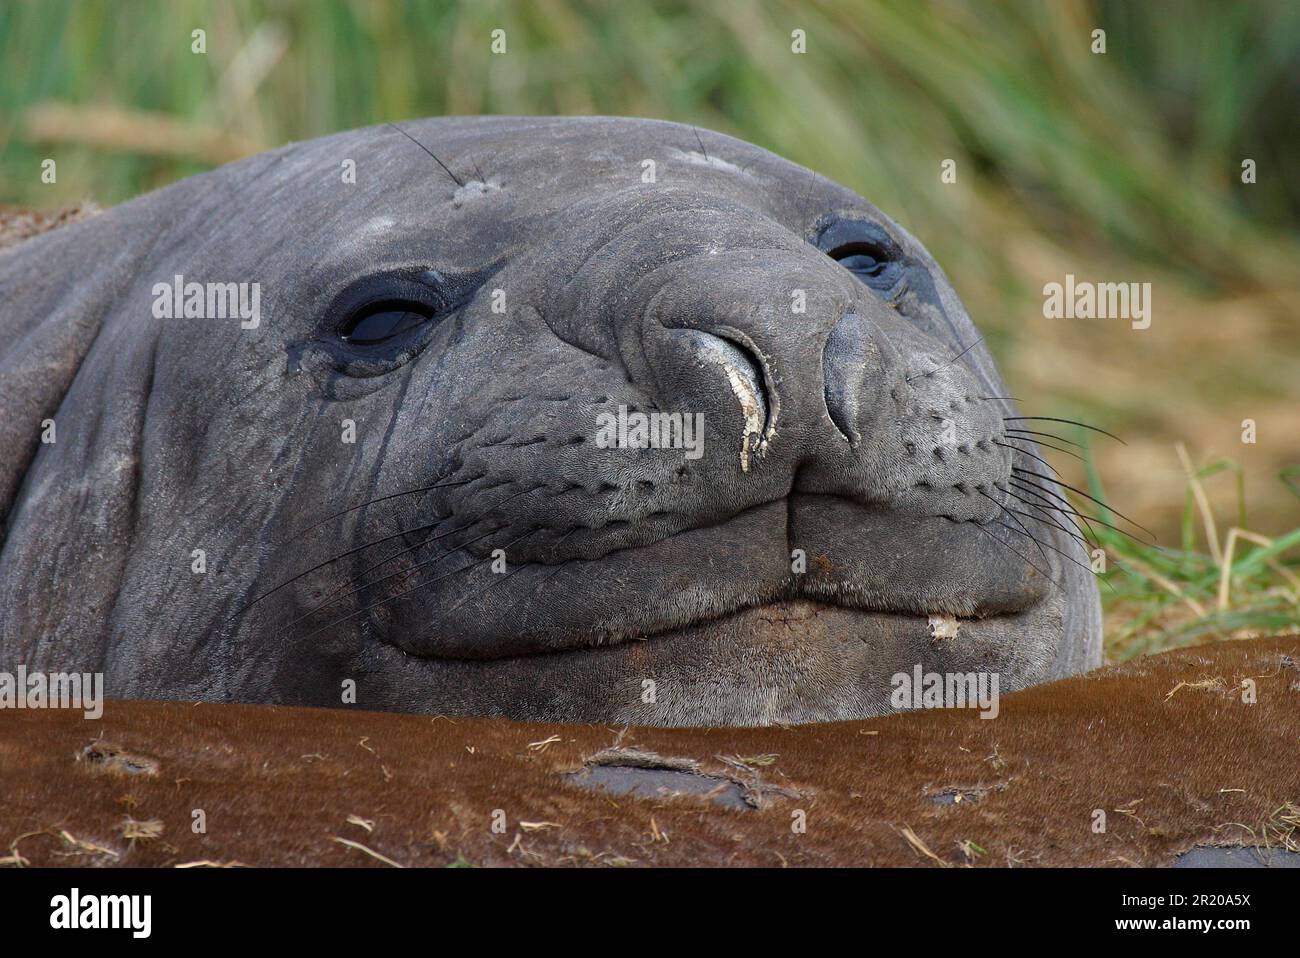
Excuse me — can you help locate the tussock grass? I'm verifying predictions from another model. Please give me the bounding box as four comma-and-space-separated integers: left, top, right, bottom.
1080, 440, 1300, 659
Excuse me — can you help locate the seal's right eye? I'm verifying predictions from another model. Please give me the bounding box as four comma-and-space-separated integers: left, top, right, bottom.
339, 300, 436, 345
329, 270, 456, 350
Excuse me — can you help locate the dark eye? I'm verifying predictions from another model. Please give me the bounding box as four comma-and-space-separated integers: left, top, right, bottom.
339, 300, 436, 345
828, 242, 897, 289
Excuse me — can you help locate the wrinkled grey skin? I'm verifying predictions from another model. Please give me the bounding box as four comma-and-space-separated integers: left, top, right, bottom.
0, 117, 1101, 726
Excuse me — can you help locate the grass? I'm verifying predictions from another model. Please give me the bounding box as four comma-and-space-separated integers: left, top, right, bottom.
1078, 440, 1300, 660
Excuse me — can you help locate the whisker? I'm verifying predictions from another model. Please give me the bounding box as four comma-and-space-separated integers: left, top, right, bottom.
1003, 416, 1126, 445
1006, 503, 1091, 551
977, 488, 1053, 569
908, 336, 984, 383
1007, 480, 1103, 546
996, 436, 1083, 462
530, 525, 580, 565
1004, 427, 1084, 449
993, 520, 1101, 582
1011, 467, 1155, 540
997, 442, 1061, 477
283, 523, 510, 630
300, 527, 542, 642
287, 476, 477, 543
232, 518, 444, 618
1009, 473, 1150, 546
1003, 491, 1094, 549
236, 484, 537, 618
971, 521, 1063, 590
388, 122, 465, 187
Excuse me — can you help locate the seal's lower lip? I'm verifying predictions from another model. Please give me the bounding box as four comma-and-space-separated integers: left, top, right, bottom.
396, 595, 1034, 664
382, 597, 1053, 725
536, 598, 1028, 659
380, 495, 1054, 661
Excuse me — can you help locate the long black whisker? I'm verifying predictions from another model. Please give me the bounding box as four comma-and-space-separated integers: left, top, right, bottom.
1007, 480, 1103, 546
236, 484, 536, 618
301, 527, 541, 642
971, 521, 1062, 590
1003, 490, 1095, 549
1004, 427, 1084, 449
283, 523, 510, 631
1003, 416, 1126, 445
286, 476, 477, 543
233, 518, 444, 619
1011, 467, 1155, 540
996, 436, 1083, 462
993, 520, 1102, 584
1009, 474, 1150, 546
388, 122, 465, 187
978, 488, 1053, 569
1006, 503, 1091, 551
999, 442, 1062, 477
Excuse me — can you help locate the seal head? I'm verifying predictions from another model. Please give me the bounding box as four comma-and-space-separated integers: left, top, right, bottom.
0, 117, 1101, 725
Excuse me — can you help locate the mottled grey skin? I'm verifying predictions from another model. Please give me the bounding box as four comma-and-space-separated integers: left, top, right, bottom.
0, 117, 1101, 726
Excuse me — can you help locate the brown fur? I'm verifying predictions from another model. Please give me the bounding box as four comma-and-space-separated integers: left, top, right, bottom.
0, 204, 99, 252
2, 637, 1297, 868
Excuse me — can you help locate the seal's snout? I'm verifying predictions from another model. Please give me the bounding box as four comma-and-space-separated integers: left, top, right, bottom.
631, 246, 1009, 523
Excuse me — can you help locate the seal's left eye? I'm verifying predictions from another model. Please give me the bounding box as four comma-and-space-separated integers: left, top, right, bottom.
828, 242, 897, 289
339, 300, 436, 345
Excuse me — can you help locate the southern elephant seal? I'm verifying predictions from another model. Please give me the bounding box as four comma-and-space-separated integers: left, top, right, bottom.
0, 117, 1103, 725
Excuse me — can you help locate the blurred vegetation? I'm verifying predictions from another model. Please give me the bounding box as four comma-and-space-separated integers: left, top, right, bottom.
1, 0, 1296, 653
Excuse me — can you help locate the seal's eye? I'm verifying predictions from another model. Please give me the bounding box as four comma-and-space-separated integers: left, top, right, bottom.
339, 300, 436, 345
828, 242, 898, 290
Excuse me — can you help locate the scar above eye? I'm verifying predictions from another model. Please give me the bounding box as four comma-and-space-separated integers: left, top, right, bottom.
452, 178, 502, 208
668, 148, 754, 178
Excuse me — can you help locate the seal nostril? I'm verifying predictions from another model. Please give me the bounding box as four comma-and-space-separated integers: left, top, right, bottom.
822, 312, 866, 443
668, 328, 772, 472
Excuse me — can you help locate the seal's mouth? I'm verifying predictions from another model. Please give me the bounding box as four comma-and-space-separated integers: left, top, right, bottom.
375, 493, 1055, 663
370, 591, 1061, 726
